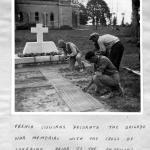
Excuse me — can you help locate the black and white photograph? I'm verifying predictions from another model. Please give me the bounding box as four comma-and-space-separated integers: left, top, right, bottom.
2, 0, 150, 149
14, 0, 141, 112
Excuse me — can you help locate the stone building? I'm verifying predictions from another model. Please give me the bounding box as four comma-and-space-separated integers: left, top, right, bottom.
15, 0, 80, 28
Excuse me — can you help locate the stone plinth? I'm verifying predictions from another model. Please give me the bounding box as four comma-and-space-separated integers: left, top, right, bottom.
15, 54, 66, 65
15, 54, 34, 64
23, 41, 58, 54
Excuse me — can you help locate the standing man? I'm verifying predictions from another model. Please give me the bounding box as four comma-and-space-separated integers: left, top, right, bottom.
89, 33, 124, 70
58, 39, 83, 72
83, 51, 124, 98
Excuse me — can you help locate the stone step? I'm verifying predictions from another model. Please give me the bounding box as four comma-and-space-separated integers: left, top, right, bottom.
15, 54, 66, 65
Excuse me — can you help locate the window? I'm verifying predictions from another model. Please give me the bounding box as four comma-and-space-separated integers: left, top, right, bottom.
17, 12, 23, 22
50, 13, 54, 21
35, 12, 39, 22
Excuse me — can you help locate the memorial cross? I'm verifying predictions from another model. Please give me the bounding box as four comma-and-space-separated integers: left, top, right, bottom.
31, 23, 48, 43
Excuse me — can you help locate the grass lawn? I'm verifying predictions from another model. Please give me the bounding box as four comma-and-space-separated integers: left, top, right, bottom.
15, 26, 141, 112
15, 26, 140, 70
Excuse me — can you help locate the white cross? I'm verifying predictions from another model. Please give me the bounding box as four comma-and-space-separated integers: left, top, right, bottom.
31, 23, 48, 43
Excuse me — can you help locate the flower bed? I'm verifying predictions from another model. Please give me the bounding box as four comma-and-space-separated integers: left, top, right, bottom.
18, 52, 61, 57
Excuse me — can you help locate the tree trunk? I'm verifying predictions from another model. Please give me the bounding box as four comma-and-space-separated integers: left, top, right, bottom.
131, 0, 140, 40
92, 17, 95, 26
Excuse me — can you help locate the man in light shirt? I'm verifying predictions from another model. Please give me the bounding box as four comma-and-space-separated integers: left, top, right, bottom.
58, 40, 83, 72
89, 33, 124, 70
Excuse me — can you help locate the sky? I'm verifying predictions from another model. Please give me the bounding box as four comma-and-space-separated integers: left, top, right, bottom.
78, 0, 132, 24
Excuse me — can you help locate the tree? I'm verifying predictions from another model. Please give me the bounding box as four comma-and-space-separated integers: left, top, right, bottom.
109, 13, 112, 25
79, 3, 88, 25
113, 16, 117, 26
121, 13, 125, 26
87, 0, 111, 27
132, 0, 140, 39
15, 2, 19, 21
121, 16, 125, 26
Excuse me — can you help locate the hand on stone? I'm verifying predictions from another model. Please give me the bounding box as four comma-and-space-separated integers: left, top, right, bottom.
62, 55, 68, 60
92, 75, 97, 81
65, 56, 70, 60
82, 87, 88, 92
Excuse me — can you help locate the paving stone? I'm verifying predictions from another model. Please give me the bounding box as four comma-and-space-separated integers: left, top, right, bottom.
40, 69, 105, 112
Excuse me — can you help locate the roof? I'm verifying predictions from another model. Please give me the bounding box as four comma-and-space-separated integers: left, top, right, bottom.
15, 0, 79, 7
15, 0, 72, 5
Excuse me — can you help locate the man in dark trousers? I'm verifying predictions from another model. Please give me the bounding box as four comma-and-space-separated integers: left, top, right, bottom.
83, 51, 124, 99
89, 33, 124, 70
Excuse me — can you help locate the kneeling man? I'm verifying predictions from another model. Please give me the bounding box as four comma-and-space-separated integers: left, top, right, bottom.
58, 40, 83, 72
83, 51, 123, 98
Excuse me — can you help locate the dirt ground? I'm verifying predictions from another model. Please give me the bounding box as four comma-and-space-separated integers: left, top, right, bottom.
58, 66, 140, 112
15, 85, 71, 112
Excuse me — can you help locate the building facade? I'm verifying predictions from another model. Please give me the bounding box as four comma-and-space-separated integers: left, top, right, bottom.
15, 0, 80, 28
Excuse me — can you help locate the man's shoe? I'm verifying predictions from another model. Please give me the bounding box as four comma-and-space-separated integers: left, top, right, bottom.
94, 90, 101, 96
117, 87, 124, 97
99, 92, 113, 99
79, 69, 84, 72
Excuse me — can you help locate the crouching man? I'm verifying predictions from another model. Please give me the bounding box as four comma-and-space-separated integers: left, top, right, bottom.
83, 51, 124, 99
58, 40, 83, 72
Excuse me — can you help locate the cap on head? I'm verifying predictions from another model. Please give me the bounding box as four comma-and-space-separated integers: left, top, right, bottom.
89, 32, 100, 40
58, 39, 65, 48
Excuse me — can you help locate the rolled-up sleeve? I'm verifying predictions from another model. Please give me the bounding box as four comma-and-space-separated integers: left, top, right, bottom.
98, 38, 106, 54
69, 43, 77, 56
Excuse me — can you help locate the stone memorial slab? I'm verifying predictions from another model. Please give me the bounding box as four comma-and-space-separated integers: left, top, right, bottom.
23, 23, 58, 54
23, 41, 58, 54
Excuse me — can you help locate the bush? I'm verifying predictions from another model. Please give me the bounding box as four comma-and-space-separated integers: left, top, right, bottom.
60, 25, 73, 30
17, 52, 61, 57
16, 22, 36, 30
